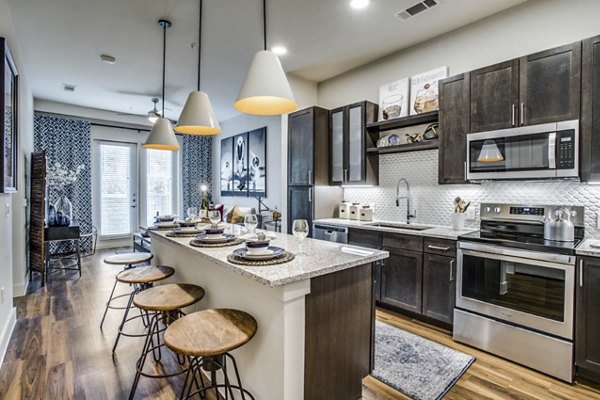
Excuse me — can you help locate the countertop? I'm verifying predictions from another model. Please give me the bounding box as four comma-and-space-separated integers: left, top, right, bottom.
313, 218, 477, 240
576, 239, 600, 256
149, 230, 388, 287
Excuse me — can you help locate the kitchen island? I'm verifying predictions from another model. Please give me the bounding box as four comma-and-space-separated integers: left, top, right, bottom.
149, 229, 388, 400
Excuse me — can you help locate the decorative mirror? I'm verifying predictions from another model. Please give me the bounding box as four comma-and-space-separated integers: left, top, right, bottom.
1, 37, 18, 193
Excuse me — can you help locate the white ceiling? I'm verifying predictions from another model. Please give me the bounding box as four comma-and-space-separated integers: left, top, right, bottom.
7, 0, 527, 122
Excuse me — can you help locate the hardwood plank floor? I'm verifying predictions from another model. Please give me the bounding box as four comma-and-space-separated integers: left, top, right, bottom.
0, 247, 599, 399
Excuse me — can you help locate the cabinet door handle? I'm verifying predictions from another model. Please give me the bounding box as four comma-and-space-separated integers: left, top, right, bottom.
308, 170, 312, 184
343, 169, 348, 182
308, 188, 312, 202
428, 245, 450, 251
579, 259, 584, 287
511, 104, 517, 127
450, 259, 455, 283
520, 102, 525, 126
463, 162, 467, 180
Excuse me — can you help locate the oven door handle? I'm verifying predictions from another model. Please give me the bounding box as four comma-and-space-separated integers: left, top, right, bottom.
460, 248, 573, 270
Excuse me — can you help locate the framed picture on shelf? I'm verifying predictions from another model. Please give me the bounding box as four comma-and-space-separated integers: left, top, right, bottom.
220, 127, 267, 197
378, 78, 409, 121
409, 66, 447, 116
1, 37, 18, 193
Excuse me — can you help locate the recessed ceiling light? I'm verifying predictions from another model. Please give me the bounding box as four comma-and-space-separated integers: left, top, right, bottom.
271, 46, 287, 55
350, 0, 369, 9
100, 54, 116, 64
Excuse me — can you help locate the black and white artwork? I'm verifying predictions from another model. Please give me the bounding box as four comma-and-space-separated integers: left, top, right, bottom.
247, 128, 266, 197
220, 127, 267, 197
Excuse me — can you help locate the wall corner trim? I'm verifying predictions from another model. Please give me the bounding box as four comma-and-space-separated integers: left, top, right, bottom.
0, 307, 17, 367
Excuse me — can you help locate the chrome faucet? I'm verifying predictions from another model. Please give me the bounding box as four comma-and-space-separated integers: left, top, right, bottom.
396, 178, 416, 224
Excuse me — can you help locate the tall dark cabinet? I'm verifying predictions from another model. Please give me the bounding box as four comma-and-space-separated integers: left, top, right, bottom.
287, 107, 342, 235
576, 256, 600, 383
438, 73, 470, 184
330, 101, 378, 186
581, 35, 600, 182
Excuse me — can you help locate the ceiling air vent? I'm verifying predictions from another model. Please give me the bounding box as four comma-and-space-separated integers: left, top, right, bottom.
395, 0, 441, 21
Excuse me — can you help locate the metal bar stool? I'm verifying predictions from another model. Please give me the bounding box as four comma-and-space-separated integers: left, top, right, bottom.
164, 309, 258, 400
128, 283, 206, 400
110, 265, 175, 353
100, 252, 153, 329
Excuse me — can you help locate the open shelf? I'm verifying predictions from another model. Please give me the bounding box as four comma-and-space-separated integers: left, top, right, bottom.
366, 111, 438, 133
367, 140, 439, 155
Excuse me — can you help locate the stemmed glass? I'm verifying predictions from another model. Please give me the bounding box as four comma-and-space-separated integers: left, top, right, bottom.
186, 207, 198, 221
208, 210, 221, 228
292, 219, 310, 256
244, 214, 259, 234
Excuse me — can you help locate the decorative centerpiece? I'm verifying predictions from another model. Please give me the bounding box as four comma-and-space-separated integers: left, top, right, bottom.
46, 162, 85, 227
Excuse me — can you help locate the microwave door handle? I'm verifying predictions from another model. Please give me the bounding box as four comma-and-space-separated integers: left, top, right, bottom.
548, 132, 556, 169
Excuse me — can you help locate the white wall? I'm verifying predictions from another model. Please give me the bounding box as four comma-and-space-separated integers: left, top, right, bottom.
0, 0, 34, 363
318, 0, 600, 109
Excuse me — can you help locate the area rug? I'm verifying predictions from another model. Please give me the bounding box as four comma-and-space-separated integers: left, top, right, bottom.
372, 321, 475, 400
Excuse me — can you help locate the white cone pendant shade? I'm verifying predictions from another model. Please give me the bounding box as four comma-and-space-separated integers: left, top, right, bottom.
234, 50, 298, 116
144, 118, 180, 151
175, 91, 221, 135
477, 139, 504, 162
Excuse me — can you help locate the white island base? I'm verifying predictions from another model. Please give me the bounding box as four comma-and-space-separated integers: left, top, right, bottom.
150, 231, 388, 400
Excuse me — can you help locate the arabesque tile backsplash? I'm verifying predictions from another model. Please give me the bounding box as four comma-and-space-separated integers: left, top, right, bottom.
343, 150, 600, 239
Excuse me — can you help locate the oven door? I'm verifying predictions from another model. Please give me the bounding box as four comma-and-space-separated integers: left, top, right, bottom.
456, 241, 575, 340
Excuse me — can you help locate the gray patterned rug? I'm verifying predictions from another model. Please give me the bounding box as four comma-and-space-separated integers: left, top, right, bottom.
372, 321, 475, 400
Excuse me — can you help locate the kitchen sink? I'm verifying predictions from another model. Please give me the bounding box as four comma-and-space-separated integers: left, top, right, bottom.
365, 222, 434, 231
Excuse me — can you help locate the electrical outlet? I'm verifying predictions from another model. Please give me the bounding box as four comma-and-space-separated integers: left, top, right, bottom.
466, 207, 476, 221
0, 287, 4, 304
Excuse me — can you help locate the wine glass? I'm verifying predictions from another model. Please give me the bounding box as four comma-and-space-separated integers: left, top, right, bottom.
244, 214, 259, 234
186, 206, 198, 221
292, 219, 310, 256
208, 210, 221, 228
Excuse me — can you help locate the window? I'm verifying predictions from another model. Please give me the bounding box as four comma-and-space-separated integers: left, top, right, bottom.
145, 149, 176, 226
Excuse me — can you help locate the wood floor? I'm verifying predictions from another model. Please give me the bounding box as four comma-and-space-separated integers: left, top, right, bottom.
0, 247, 599, 399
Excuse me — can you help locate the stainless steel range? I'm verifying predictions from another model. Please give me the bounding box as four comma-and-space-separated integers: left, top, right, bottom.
454, 203, 584, 382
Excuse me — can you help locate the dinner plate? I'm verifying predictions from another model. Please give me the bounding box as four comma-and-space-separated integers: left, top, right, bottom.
232, 246, 285, 261
172, 227, 201, 235
195, 233, 236, 244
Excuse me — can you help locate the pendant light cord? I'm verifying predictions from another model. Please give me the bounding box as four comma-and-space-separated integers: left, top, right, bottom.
197, 0, 202, 91
263, 0, 267, 51
162, 21, 167, 116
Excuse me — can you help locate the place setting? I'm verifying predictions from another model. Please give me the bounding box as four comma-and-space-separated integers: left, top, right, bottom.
148, 214, 180, 231
189, 211, 245, 247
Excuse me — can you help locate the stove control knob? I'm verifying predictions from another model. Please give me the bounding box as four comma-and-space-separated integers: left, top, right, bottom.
494, 207, 502, 214
483, 207, 491, 213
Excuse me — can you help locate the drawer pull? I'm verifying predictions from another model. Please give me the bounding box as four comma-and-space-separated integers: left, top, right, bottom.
427, 245, 450, 251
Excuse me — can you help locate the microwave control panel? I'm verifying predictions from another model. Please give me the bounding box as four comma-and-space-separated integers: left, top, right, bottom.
557, 129, 575, 169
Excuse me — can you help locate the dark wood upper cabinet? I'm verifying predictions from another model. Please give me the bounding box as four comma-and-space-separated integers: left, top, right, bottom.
581, 35, 600, 182
381, 247, 423, 314
470, 60, 519, 133
422, 253, 455, 325
519, 43, 581, 126
288, 106, 329, 186
438, 73, 470, 184
576, 257, 600, 383
329, 101, 378, 186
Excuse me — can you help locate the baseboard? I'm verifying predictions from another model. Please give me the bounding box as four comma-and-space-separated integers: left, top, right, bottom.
12, 279, 28, 297
0, 307, 17, 367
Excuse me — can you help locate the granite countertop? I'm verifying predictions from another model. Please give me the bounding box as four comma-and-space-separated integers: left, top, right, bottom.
313, 218, 477, 240
576, 239, 600, 256
149, 230, 388, 288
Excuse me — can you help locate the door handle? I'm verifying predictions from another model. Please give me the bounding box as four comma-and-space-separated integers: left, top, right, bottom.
449, 259, 455, 282
511, 104, 517, 127
428, 245, 450, 251
308, 170, 312, 184
579, 259, 584, 287
308, 188, 312, 202
520, 102, 525, 126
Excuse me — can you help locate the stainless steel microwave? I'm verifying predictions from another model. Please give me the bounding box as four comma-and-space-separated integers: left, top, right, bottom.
466, 120, 579, 181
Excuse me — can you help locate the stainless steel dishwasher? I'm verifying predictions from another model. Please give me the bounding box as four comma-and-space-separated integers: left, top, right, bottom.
312, 223, 349, 244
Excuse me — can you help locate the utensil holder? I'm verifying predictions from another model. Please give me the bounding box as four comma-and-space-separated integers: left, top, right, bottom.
451, 213, 466, 231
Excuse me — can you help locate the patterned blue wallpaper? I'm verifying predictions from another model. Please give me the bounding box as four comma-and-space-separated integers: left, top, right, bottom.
181, 134, 213, 211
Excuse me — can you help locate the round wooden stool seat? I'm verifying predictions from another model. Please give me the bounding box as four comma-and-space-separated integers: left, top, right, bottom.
164, 309, 257, 357
104, 252, 153, 266
133, 284, 205, 312
116, 265, 175, 284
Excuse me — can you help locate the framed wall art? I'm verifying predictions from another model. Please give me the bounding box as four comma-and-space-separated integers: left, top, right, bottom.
409, 66, 447, 116
220, 127, 267, 197
1, 37, 18, 193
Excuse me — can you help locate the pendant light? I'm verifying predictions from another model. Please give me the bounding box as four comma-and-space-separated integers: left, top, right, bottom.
175, 0, 221, 135
477, 140, 504, 162
144, 19, 180, 151
234, 0, 298, 116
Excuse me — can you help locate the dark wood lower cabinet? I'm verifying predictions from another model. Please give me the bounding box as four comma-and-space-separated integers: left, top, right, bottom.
381, 247, 423, 314
576, 257, 600, 383
422, 253, 456, 325
288, 186, 312, 234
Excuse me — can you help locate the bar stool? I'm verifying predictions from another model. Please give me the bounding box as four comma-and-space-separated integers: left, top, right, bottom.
100, 252, 153, 329
111, 265, 175, 353
128, 283, 206, 400
164, 309, 257, 400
